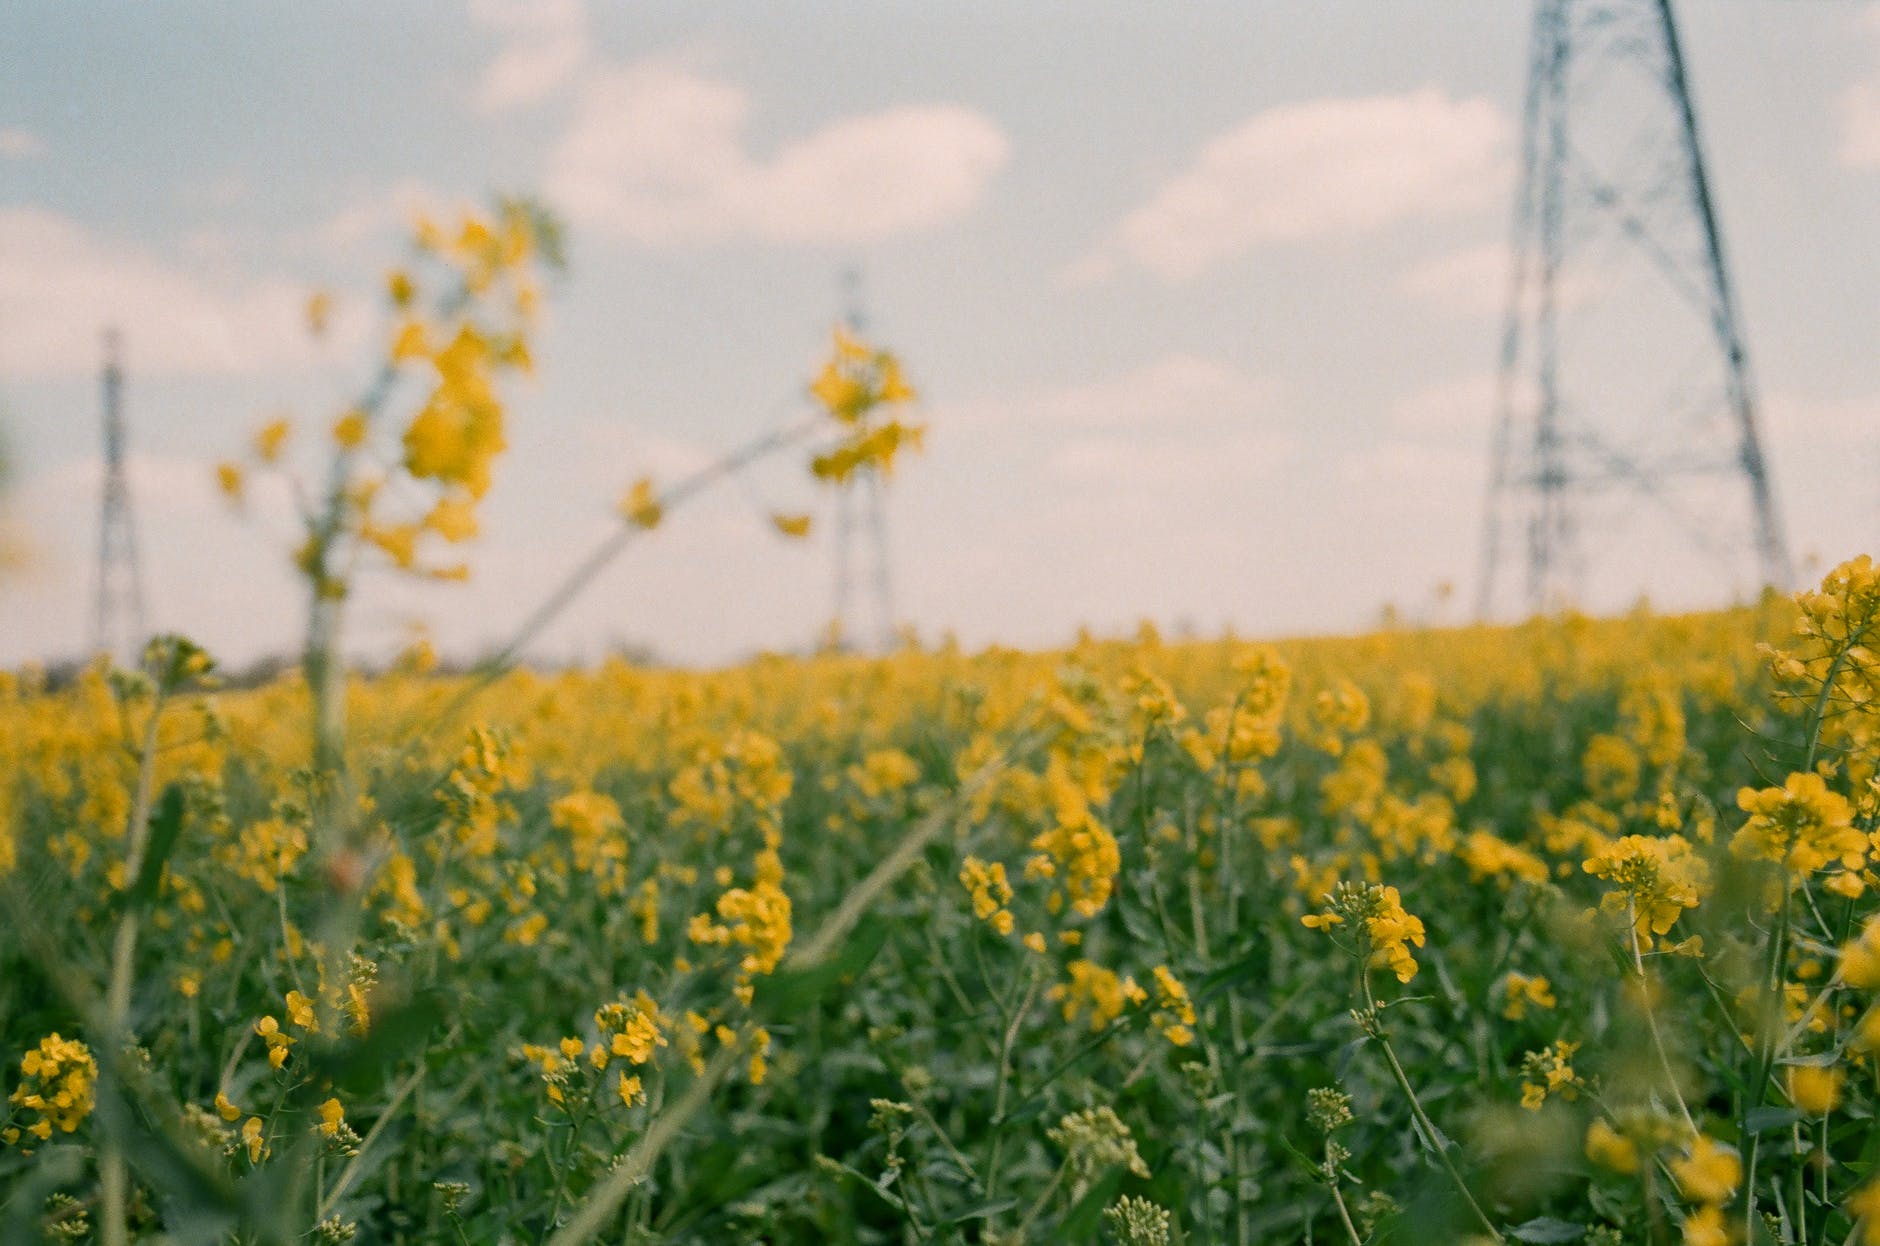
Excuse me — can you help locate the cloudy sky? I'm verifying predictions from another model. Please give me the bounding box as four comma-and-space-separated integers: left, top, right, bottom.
1, 2, 1876, 669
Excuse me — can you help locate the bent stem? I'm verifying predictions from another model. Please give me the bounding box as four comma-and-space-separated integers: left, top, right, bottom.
1627, 906, 1698, 1136
1362, 973, 1504, 1245
543, 736, 1028, 1246
397, 415, 824, 755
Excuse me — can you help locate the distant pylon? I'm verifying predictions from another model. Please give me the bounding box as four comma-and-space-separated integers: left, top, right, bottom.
94, 328, 146, 663
829, 268, 897, 653
1476, 0, 1790, 618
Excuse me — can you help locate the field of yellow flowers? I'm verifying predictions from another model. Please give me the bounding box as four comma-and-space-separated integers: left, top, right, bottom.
8, 206, 1880, 1244
9, 576, 1880, 1245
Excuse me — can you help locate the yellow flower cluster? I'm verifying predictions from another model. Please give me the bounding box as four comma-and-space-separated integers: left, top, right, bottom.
808, 328, 926, 483
1501, 971, 1557, 1021
4, 1034, 96, 1144
550, 789, 629, 894
1302, 881, 1428, 984
959, 855, 1015, 936
693, 847, 794, 1002
594, 992, 670, 1071
1148, 965, 1196, 1047
1582, 834, 1707, 948
1051, 960, 1147, 1029
1517, 1039, 1580, 1110
1026, 756, 1123, 919
1732, 771, 1863, 883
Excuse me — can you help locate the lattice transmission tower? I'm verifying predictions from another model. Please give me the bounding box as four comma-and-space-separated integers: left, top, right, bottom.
1476, 0, 1791, 618
827, 268, 898, 654
93, 327, 147, 663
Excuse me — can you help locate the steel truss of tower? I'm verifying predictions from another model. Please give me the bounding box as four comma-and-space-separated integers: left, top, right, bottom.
1477, 0, 1790, 619
94, 327, 147, 664
829, 269, 897, 654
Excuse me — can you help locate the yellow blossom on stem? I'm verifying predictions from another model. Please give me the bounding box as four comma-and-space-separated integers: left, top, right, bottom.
1733, 771, 1862, 877
1669, 1134, 1741, 1205
620, 477, 663, 530
1584, 1118, 1640, 1174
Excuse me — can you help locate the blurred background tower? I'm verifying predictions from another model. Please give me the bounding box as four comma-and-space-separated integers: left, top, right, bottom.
93, 327, 146, 663
829, 267, 897, 653
1476, 0, 1790, 618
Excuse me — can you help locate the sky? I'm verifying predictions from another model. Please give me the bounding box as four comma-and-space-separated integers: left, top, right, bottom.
0, 1, 1876, 670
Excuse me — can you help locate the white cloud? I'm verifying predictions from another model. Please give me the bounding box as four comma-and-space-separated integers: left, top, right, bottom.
1340, 439, 1483, 498
0, 127, 44, 158
469, 0, 590, 114
315, 178, 458, 252
1043, 430, 1292, 490
1397, 238, 1612, 319
573, 419, 715, 482
0, 208, 366, 379
1072, 88, 1511, 283
1844, 81, 1880, 168
945, 353, 1276, 434
1760, 389, 1878, 444
1386, 372, 1542, 439
1839, 13, 1880, 168
1396, 242, 1509, 315
936, 354, 1293, 492
545, 60, 1012, 246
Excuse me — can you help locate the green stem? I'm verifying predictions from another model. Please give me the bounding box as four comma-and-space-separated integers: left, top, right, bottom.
101, 683, 170, 1246
984, 973, 1040, 1203
1013, 1157, 1069, 1240
1326, 1145, 1365, 1246
1363, 976, 1503, 1244
1628, 907, 1697, 1135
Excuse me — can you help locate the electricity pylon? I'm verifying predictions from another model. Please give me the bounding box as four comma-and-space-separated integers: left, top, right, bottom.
93, 327, 147, 663
1477, 0, 1790, 618
828, 268, 898, 654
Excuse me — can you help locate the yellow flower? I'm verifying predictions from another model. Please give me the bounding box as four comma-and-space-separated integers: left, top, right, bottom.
242, 1116, 267, 1163
1583, 834, 1708, 948
306, 290, 333, 338
285, 989, 319, 1032
7, 1034, 96, 1138
1733, 772, 1863, 877
424, 496, 480, 543
1849, 1180, 1880, 1246
387, 269, 416, 308
959, 855, 1015, 932
391, 319, 429, 362
617, 1073, 644, 1107
318, 1097, 345, 1137
256, 1015, 294, 1068
1785, 1064, 1843, 1115
1682, 1204, 1734, 1246
333, 409, 368, 449
1584, 1118, 1639, 1174
1669, 1135, 1741, 1205
215, 461, 245, 501
1841, 915, 1880, 988
770, 512, 812, 538
620, 477, 663, 530
1502, 972, 1558, 1021
253, 418, 291, 465
1303, 881, 1427, 983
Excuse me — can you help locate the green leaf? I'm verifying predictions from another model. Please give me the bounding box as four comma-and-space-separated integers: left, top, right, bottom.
124, 783, 188, 913
753, 915, 890, 1015
314, 989, 450, 1087
1060, 1168, 1126, 1238
1508, 1217, 1586, 1243
937, 1197, 1019, 1225
1744, 1106, 1802, 1135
